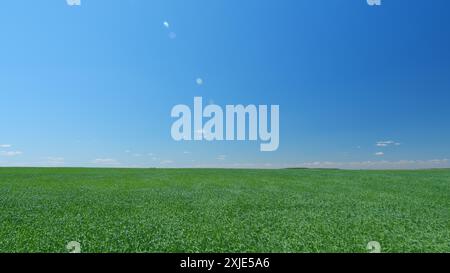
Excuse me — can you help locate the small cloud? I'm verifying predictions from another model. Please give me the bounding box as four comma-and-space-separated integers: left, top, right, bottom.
292, 159, 450, 170
66, 0, 81, 6
147, 153, 154, 156
125, 150, 131, 153
375, 152, 384, 156
376, 140, 399, 147
0, 151, 22, 157
217, 155, 227, 161
160, 160, 174, 165
196, 78, 204, 85
44, 157, 65, 165
163, 21, 170, 28
133, 153, 142, 157
183, 151, 191, 154
429, 159, 449, 164
92, 158, 120, 165
0, 144, 11, 148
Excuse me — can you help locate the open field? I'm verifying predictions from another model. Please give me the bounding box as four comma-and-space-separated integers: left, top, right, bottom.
0, 167, 449, 253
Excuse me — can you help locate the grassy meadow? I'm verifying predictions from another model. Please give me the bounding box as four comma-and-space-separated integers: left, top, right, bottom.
0, 167, 449, 253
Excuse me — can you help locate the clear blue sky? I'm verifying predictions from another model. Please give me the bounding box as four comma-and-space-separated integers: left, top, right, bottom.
1, 0, 450, 169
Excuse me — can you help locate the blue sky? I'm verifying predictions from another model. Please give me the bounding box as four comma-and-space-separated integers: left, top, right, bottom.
1, 0, 450, 169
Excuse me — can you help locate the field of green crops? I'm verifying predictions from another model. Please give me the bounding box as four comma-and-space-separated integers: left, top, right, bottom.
0, 167, 449, 253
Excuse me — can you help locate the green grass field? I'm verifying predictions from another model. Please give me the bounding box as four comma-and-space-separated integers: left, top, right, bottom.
0, 167, 449, 253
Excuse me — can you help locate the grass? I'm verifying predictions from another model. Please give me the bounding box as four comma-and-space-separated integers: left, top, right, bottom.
0, 167, 449, 253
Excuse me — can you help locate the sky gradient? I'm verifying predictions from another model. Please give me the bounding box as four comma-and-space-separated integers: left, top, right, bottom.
1, 0, 450, 169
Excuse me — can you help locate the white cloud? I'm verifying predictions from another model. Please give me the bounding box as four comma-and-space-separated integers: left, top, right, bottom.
160, 160, 174, 165
66, 0, 81, 6
183, 151, 191, 154
91, 158, 120, 165
0, 144, 11, 148
0, 151, 22, 157
217, 155, 227, 161
428, 159, 449, 164
376, 143, 388, 147
196, 78, 204, 85
191, 162, 259, 169
43, 157, 65, 165
291, 159, 450, 170
163, 21, 170, 28
376, 140, 400, 147
375, 152, 384, 156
